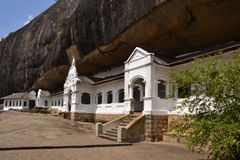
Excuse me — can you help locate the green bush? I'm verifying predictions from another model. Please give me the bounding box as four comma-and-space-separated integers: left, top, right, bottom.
170, 51, 240, 159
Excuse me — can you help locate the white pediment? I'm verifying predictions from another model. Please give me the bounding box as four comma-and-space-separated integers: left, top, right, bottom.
125, 47, 152, 63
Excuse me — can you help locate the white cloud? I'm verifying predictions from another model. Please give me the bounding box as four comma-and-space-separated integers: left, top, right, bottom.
24, 15, 34, 25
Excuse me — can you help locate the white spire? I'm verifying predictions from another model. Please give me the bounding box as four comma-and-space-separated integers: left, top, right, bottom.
72, 58, 76, 66
64, 57, 80, 87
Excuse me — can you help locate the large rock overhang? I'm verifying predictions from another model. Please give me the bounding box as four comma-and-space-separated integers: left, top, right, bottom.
1, 0, 240, 96
34, 0, 240, 92
74, 0, 240, 75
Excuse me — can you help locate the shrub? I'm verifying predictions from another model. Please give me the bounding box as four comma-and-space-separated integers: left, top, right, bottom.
170, 51, 240, 159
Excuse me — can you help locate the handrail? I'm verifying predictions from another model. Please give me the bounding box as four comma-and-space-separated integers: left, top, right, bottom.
103, 114, 128, 126
123, 115, 145, 142
102, 114, 129, 132
126, 115, 144, 129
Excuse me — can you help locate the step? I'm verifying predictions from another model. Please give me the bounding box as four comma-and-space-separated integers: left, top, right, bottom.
129, 115, 139, 118
122, 120, 132, 123
111, 126, 118, 132
106, 130, 117, 134
99, 134, 117, 141
103, 132, 117, 137
119, 122, 129, 126
98, 114, 142, 142
127, 116, 138, 119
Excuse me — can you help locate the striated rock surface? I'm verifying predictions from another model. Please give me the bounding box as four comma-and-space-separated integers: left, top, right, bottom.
0, 0, 240, 97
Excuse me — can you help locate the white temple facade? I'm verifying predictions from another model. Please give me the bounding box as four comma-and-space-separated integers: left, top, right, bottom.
62, 47, 195, 122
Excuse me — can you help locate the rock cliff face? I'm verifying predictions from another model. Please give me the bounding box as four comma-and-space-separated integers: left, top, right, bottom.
0, 0, 240, 97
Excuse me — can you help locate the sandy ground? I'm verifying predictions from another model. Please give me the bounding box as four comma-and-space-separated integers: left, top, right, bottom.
0, 111, 207, 160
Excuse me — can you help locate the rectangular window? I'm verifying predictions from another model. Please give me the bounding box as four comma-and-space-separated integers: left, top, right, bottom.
118, 89, 124, 103
107, 91, 113, 104
97, 93, 102, 104
158, 80, 166, 99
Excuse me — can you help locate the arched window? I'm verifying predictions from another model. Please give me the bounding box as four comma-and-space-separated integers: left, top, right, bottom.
44, 100, 48, 106
19, 101, 22, 106
58, 100, 61, 106
81, 93, 91, 104
107, 91, 113, 104
118, 89, 124, 103
9, 101, 12, 106
24, 101, 27, 107
158, 80, 166, 99
97, 93, 102, 104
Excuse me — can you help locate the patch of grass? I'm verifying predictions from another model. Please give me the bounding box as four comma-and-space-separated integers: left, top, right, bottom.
63, 112, 71, 119
45, 43, 54, 52
60, 18, 69, 31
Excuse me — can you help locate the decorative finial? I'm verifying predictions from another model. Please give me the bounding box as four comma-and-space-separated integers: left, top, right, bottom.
72, 58, 76, 66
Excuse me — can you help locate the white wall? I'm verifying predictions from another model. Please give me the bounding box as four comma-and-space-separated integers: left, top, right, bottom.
63, 47, 234, 116
50, 95, 64, 111
3, 99, 29, 110
73, 78, 125, 114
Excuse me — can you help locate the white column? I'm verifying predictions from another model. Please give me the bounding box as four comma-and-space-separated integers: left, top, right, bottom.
154, 80, 158, 97
139, 85, 144, 101
91, 94, 95, 104
71, 93, 76, 112
79, 93, 82, 104
27, 101, 29, 109
129, 84, 133, 99
63, 93, 69, 111
166, 83, 169, 98
103, 92, 107, 104
112, 90, 117, 103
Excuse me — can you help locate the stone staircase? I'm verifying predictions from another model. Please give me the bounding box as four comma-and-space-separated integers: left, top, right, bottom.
99, 114, 140, 141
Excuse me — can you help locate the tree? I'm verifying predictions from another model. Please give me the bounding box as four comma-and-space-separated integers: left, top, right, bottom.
170, 51, 240, 160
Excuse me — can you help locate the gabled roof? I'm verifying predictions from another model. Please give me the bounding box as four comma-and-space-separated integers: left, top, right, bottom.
0, 92, 29, 100
154, 40, 240, 66
87, 73, 124, 85
49, 91, 63, 97
39, 90, 50, 97
125, 47, 154, 63
79, 76, 95, 85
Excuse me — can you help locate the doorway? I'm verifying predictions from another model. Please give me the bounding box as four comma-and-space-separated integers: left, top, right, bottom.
29, 100, 35, 109
132, 78, 145, 112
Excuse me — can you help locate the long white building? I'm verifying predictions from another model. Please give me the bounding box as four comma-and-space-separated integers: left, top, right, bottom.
1, 43, 237, 142
1, 91, 36, 111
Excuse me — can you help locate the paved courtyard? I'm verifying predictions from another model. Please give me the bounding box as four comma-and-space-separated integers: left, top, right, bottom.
0, 111, 206, 160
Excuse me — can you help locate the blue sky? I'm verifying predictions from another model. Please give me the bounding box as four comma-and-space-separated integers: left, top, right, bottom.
0, 0, 56, 38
